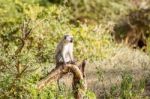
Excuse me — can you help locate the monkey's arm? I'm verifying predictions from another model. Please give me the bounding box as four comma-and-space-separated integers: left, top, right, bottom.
61, 48, 67, 64
69, 50, 74, 61
69, 44, 75, 64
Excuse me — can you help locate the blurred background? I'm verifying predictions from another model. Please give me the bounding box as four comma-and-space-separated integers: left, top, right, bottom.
0, 0, 150, 98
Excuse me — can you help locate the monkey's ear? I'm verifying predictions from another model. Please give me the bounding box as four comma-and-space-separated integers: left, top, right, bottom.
64, 35, 67, 39
64, 34, 68, 39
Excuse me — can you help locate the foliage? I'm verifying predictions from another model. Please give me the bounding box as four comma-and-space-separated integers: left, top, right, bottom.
107, 72, 146, 99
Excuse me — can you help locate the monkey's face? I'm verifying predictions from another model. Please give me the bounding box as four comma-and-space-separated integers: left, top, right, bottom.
64, 34, 73, 43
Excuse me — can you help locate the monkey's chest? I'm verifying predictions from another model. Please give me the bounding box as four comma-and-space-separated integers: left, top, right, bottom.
64, 44, 71, 53
57, 44, 72, 63
63, 45, 71, 59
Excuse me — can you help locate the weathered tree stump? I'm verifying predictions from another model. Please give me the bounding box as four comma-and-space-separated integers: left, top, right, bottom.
37, 60, 87, 99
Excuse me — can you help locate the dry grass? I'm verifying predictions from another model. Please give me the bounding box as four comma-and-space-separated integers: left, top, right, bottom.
86, 46, 150, 98
54, 46, 150, 98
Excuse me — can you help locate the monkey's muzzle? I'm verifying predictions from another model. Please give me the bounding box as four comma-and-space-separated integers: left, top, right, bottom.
70, 39, 73, 42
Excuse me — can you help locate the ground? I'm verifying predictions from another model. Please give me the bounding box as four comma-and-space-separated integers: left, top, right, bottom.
60, 46, 150, 98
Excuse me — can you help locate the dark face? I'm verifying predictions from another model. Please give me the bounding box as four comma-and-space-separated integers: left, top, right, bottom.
64, 35, 73, 43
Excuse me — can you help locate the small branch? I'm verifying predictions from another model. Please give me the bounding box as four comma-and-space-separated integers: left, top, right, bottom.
14, 37, 25, 55
13, 20, 32, 77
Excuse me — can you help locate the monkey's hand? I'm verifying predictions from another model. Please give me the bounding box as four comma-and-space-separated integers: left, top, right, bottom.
62, 62, 67, 69
70, 60, 76, 65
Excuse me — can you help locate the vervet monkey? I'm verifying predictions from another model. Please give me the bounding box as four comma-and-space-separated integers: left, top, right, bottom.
55, 34, 75, 67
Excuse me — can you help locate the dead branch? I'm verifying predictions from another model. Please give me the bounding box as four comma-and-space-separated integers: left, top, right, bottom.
14, 20, 32, 76
37, 60, 87, 99
37, 65, 68, 89
15, 20, 32, 55
72, 60, 87, 99
7, 20, 33, 93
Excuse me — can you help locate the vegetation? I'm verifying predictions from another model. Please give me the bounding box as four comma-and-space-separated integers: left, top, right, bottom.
0, 0, 150, 99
